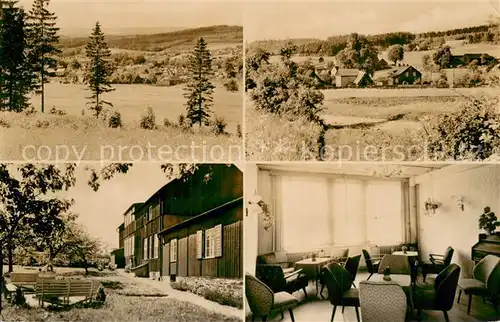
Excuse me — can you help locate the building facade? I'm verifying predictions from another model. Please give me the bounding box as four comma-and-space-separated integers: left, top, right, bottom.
116, 164, 243, 279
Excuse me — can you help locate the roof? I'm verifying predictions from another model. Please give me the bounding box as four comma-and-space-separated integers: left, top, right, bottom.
336, 68, 361, 77
158, 197, 243, 235
354, 71, 369, 84
372, 65, 420, 80
121, 202, 144, 217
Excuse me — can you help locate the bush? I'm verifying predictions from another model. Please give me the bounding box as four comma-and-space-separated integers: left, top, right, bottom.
35, 120, 50, 128
178, 114, 187, 127
49, 106, 67, 115
71, 59, 81, 69
427, 96, 500, 160
24, 106, 37, 116
96, 286, 106, 303
223, 78, 239, 92
163, 117, 175, 127
108, 110, 123, 128
212, 115, 227, 135
246, 108, 324, 161
0, 118, 11, 128
10, 288, 27, 307
133, 55, 147, 65
140, 106, 156, 130
236, 123, 242, 138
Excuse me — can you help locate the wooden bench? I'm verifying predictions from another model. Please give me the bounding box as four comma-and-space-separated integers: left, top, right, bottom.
35, 279, 101, 307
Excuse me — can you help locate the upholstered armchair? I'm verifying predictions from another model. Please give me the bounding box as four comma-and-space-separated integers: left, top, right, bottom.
245, 274, 299, 322
362, 249, 381, 280
421, 246, 454, 282
256, 252, 295, 274
457, 254, 500, 315
359, 281, 407, 322
345, 255, 361, 287
414, 264, 461, 322
322, 263, 360, 322
329, 248, 350, 266
377, 254, 411, 275
256, 264, 308, 296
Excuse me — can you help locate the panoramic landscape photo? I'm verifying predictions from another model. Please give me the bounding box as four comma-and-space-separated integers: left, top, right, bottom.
0, 0, 243, 161
245, 1, 500, 161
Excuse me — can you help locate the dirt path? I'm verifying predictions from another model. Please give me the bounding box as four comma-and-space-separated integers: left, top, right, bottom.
117, 271, 243, 320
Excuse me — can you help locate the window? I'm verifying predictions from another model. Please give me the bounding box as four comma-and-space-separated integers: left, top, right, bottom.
413, 71, 416, 77
196, 230, 203, 259
147, 206, 152, 222
170, 238, 177, 262
149, 235, 153, 259
124, 236, 134, 258
143, 238, 148, 260
204, 225, 223, 258
153, 234, 159, 258
405, 71, 409, 77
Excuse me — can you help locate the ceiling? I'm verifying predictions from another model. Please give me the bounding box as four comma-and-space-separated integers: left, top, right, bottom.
257, 163, 448, 179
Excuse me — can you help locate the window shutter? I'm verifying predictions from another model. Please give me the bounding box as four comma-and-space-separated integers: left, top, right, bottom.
215, 224, 222, 257
196, 230, 203, 259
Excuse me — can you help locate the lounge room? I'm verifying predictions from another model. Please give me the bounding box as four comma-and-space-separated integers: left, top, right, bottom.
244, 163, 500, 322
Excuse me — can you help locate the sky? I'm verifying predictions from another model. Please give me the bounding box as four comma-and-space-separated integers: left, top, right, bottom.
17, 0, 243, 36
245, 1, 499, 41
59, 163, 169, 251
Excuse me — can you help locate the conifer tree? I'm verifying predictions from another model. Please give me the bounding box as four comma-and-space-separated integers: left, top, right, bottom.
0, 1, 32, 112
85, 22, 115, 119
184, 37, 215, 127
26, 0, 61, 113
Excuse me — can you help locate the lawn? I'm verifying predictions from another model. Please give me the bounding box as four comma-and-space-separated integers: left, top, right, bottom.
0, 82, 243, 161
0, 268, 242, 322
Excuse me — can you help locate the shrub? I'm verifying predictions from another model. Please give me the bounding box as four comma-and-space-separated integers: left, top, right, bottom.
427, 96, 500, 160
96, 286, 107, 303
178, 114, 187, 127
24, 106, 37, 116
140, 106, 156, 130
236, 123, 242, 138
49, 106, 67, 115
246, 108, 324, 161
212, 115, 227, 135
0, 118, 11, 128
108, 110, 123, 128
10, 288, 27, 307
133, 55, 147, 65
223, 78, 239, 92
35, 120, 50, 128
163, 117, 175, 127
71, 59, 81, 69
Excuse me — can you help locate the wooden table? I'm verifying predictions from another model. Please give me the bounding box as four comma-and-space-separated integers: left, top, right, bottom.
295, 257, 332, 296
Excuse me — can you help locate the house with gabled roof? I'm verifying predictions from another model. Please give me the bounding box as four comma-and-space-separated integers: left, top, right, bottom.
372, 65, 421, 86
331, 67, 373, 88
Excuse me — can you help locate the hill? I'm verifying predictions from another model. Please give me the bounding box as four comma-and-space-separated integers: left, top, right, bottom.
61, 25, 243, 52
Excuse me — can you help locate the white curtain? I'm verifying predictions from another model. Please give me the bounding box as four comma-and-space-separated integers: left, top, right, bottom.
332, 178, 365, 246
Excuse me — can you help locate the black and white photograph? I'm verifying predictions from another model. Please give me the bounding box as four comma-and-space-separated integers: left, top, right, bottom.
244, 163, 500, 321
0, 163, 244, 321
0, 0, 243, 162
245, 1, 500, 161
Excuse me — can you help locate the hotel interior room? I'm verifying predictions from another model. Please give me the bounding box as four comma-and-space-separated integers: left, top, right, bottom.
244, 163, 500, 322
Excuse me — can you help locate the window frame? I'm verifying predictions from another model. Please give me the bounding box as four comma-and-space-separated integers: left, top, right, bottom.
170, 238, 177, 262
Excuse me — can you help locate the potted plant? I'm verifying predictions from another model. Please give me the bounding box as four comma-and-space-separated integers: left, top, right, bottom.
479, 206, 500, 235
383, 266, 391, 281
424, 198, 440, 215
247, 194, 273, 231
401, 246, 408, 254
311, 253, 317, 262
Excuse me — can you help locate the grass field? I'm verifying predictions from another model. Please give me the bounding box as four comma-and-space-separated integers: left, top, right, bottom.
1, 267, 241, 322
0, 82, 243, 161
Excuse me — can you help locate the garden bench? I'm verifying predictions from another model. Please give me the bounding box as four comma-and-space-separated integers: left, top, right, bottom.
35, 279, 101, 307
5, 272, 46, 295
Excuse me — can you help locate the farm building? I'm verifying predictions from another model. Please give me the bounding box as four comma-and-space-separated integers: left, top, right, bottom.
116, 164, 243, 280
331, 67, 373, 87
451, 53, 496, 67
372, 65, 421, 86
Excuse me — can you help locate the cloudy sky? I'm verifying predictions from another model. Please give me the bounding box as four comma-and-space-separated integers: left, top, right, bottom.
245, 1, 498, 41
17, 0, 243, 36
60, 163, 168, 250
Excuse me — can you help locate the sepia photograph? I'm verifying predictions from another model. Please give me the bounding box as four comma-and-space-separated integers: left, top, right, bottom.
0, 0, 243, 162
245, 1, 500, 161
245, 163, 500, 321
0, 163, 244, 321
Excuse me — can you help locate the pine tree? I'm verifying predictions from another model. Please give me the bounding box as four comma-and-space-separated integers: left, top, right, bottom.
184, 37, 215, 127
26, 0, 61, 113
0, 1, 32, 112
85, 22, 115, 119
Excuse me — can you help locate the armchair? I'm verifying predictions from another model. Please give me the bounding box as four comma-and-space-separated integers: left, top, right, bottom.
245, 274, 299, 322
414, 264, 461, 322
362, 249, 381, 280
256, 264, 308, 296
457, 254, 500, 315
421, 246, 454, 282
322, 263, 360, 322
359, 280, 407, 322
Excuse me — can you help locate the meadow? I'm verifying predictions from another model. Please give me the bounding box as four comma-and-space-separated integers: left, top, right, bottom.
0, 82, 243, 162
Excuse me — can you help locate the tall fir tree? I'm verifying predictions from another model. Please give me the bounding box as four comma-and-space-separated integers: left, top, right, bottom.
26, 0, 61, 113
184, 37, 215, 127
0, 1, 32, 112
85, 21, 115, 119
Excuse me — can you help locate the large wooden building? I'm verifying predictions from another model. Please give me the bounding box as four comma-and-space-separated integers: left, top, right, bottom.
116, 164, 243, 279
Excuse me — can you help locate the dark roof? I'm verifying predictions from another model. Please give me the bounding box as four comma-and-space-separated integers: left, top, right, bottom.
158, 197, 243, 235
373, 65, 420, 79
354, 71, 371, 84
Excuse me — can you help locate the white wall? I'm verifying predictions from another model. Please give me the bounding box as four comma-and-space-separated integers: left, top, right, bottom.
244, 163, 259, 276
413, 165, 500, 277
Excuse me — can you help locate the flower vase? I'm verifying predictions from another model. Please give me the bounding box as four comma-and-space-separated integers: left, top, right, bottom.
311, 254, 317, 262
383, 267, 391, 281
